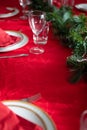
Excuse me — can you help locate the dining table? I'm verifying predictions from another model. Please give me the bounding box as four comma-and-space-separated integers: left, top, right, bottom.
0, 0, 87, 130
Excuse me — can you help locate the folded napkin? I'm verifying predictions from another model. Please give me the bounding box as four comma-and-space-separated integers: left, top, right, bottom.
0, 102, 24, 130
0, 28, 20, 47
0, 102, 43, 130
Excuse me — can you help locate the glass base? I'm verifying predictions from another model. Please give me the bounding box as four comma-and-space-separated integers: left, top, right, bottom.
30, 47, 44, 54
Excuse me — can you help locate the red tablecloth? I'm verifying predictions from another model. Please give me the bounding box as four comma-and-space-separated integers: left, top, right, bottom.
0, 0, 87, 130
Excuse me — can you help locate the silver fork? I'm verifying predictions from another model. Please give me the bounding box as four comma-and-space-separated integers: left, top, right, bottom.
20, 93, 41, 103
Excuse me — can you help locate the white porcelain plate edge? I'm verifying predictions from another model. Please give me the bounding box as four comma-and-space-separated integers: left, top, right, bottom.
75, 3, 87, 11
0, 30, 29, 52
0, 7, 19, 18
2, 100, 57, 130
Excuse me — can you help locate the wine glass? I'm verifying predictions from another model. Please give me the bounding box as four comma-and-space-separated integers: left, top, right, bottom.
28, 10, 46, 54
19, 0, 28, 19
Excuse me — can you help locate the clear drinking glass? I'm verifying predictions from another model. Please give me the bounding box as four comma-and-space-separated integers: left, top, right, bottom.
28, 10, 47, 54
19, 0, 28, 19
33, 22, 49, 45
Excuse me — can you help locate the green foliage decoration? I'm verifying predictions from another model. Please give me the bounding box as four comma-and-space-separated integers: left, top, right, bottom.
30, 0, 87, 83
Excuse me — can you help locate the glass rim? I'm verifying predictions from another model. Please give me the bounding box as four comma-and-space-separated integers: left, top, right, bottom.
28, 10, 46, 16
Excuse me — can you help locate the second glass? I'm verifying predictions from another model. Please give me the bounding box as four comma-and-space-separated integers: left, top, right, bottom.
19, 0, 31, 19
28, 10, 48, 54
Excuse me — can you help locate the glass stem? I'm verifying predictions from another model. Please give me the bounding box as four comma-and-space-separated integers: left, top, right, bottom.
22, 6, 26, 16
36, 35, 40, 48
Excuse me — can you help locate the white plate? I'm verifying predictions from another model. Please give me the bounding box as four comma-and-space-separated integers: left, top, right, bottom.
0, 30, 28, 52
75, 3, 87, 11
2, 100, 57, 130
0, 7, 19, 18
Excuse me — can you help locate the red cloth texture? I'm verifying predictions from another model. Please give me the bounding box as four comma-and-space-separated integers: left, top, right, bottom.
0, 0, 87, 130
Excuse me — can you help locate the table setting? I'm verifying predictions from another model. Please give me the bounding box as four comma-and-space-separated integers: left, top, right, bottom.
0, 28, 28, 51
1, 100, 56, 130
1, 99, 56, 130
1, 0, 87, 130
0, 0, 57, 130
